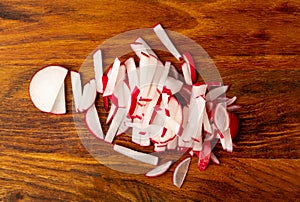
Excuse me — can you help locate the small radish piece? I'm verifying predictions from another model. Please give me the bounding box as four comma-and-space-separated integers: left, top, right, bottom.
226, 96, 237, 106
191, 84, 207, 99
181, 62, 192, 85
167, 136, 178, 150
210, 152, 220, 165
70, 71, 82, 112
229, 112, 240, 139
78, 79, 97, 112
106, 102, 117, 124
203, 109, 212, 134
93, 49, 104, 93
169, 64, 179, 79
183, 52, 197, 83
105, 108, 126, 143
198, 141, 211, 171
135, 37, 158, 57
103, 57, 121, 97
153, 24, 182, 61
113, 144, 159, 165
131, 37, 158, 58
145, 161, 173, 177
164, 77, 183, 95
125, 57, 139, 91
227, 105, 241, 112
173, 157, 191, 188
206, 86, 228, 101
219, 129, 233, 152
85, 104, 104, 139
29, 65, 68, 114
214, 103, 229, 133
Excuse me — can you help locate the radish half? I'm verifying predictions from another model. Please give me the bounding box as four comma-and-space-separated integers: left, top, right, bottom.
85, 104, 104, 139
173, 157, 191, 188
29, 65, 68, 114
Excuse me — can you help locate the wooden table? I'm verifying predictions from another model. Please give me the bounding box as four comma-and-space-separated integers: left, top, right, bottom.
0, 0, 299, 201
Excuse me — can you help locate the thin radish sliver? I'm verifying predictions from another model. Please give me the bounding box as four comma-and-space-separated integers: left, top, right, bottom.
85, 104, 104, 139
78, 79, 96, 112
103, 57, 121, 97
153, 24, 182, 61
146, 161, 173, 177
70, 71, 82, 112
93, 50, 104, 93
206, 85, 228, 101
173, 157, 191, 188
113, 144, 159, 165
214, 103, 229, 132
105, 108, 126, 143
181, 62, 193, 85
125, 57, 139, 91
50, 83, 66, 114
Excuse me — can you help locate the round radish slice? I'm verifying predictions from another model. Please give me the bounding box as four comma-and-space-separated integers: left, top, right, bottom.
214, 103, 229, 132
145, 161, 173, 177
29, 65, 68, 114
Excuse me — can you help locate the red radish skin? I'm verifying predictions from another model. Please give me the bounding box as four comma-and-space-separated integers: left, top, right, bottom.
229, 112, 240, 139
183, 52, 197, 83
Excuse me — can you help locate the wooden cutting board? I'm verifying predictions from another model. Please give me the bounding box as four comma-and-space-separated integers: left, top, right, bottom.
0, 0, 299, 201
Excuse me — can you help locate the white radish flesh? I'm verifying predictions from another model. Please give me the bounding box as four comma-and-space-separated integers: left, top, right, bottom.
78, 79, 96, 112
85, 104, 104, 139
153, 24, 182, 61
50, 83, 66, 114
29, 65, 68, 114
103, 57, 121, 96
206, 85, 228, 101
113, 144, 159, 165
70, 71, 82, 112
173, 157, 191, 188
105, 108, 126, 143
214, 103, 229, 133
93, 50, 104, 93
146, 161, 173, 177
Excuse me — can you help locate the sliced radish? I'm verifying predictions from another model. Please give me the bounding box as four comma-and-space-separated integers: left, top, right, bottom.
78, 79, 97, 112
210, 152, 220, 165
182, 52, 197, 83
227, 105, 241, 111
198, 141, 211, 171
229, 112, 240, 139
113, 144, 159, 165
70, 71, 82, 112
219, 128, 233, 152
93, 49, 104, 93
203, 109, 212, 134
105, 108, 126, 143
181, 62, 193, 85
146, 161, 173, 177
169, 64, 179, 79
167, 136, 178, 150
206, 85, 228, 101
131, 37, 158, 58
85, 104, 104, 139
226, 96, 237, 106
153, 24, 182, 61
214, 103, 229, 133
125, 57, 139, 91
103, 57, 121, 97
173, 157, 191, 188
29, 65, 68, 114
106, 102, 117, 124
164, 77, 183, 95
191, 84, 207, 99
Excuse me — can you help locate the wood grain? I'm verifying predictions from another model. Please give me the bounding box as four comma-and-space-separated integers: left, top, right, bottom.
0, 0, 299, 201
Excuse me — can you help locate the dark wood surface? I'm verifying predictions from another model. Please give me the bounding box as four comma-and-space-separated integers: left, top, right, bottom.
0, 0, 299, 201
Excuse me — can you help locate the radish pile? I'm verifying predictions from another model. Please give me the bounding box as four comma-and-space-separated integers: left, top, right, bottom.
29, 24, 240, 188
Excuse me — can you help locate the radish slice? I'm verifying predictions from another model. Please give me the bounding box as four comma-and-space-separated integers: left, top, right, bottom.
78, 79, 96, 112
214, 103, 229, 132
165, 77, 183, 95
203, 109, 212, 134
106, 103, 117, 124
103, 57, 121, 96
169, 64, 179, 79
226, 96, 237, 106
219, 129, 233, 152
93, 50, 104, 93
146, 161, 173, 177
125, 57, 139, 91
191, 84, 207, 99
105, 108, 126, 143
29, 65, 68, 114
70, 71, 82, 112
173, 157, 191, 188
50, 83, 66, 114
182, 52, 197, 83
206, 85, 228, 101
113, 144, 159, 165
181, 62, 193, 85
210, 152, 220, 165
227, 105, 241, 111
85, 104, 104, 139
198, 141, 211, 171
153, 24, 182, 61
131, 37, 158, 58
229, 112, 240, 139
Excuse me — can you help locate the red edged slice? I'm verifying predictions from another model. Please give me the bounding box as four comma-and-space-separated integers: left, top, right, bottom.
198, 141, 211, 171
183, 52, 197, 83
29, 65, 68, 114
210, 152, 220, 165
78, 79, 97, 112
145, 161, 173, 177
181, 62, 192, 85
229, 112, 240, 139
173, 157, 191, 188
105, 108, 126, 143
113, 144, 159, 165
125, 57, 139, 92
164, 77, 183, 95
153, 24, 182, 61
103, 57, 121, 97
206, 86, 228, 101
85, 104, 104, 140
